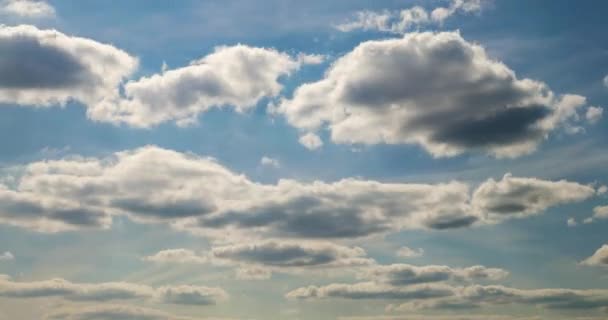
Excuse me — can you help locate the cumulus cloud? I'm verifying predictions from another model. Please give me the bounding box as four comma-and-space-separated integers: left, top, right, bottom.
0, 251, 14, 261
298, 132, 323, 150
286, 282, 455, 301
277, 32, 595, 158
0, 275, 227, 305
260, 156, 280, 168
580, 244, 608, 268
471, 174, 594, 224
580, 205, 608, 225
45, 305, 220, 320
0, 25, 137, 109
396, 247, 424, 258
93, 45, 316, 127
0, 0, 55, 18
336, 0, 485, 34
603, 75, 608, 88
362, 264, 508, 286
0, 147, 595, 238
585, 106, 603, 124
143, 249, 208, 264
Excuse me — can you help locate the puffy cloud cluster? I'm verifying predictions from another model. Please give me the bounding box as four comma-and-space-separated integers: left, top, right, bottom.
580, 244, 608, 268
93, 45, 320, 127
0, 275, 228, 305
362, 264, 508, 286
145, 241, 375, 279
0, 25, 321, 128
0, 251, 14, 261
0, 25, 137, 109
0, 146, 595, 237
336, 0, 485, 34
0, 0, 55, 18
396, 247, 424, 258
582, 205, 608, 224
287, 264, 608, 313
276, 32, 600, 158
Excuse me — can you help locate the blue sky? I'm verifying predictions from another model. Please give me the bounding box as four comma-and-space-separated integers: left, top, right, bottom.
0, 1, 607, 319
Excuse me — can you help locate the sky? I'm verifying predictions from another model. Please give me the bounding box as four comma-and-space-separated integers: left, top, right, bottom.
0, 0, 608, 319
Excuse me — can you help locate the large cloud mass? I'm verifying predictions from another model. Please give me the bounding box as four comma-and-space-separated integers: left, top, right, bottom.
276, 32, 594, 158
0, 147, 595, 236
0, 25, 137, 109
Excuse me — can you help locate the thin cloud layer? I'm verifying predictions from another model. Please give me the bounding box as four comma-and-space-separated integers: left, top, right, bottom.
0, 275, 228, 305
277, 32, 597, 158
45, 305, 225, 320
0, 146, 595, 237
336, 0, 485, 34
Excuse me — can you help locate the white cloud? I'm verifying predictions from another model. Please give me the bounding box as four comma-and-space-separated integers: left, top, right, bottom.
335, 0, 485, 34
580, 244, 608, 268
94, 45, 315, 127
45, 305, 222, 320
396, 247, 424, 258
260, 156, 280, 168
0, 0, 55, 18
0, 275, 227, 305
361, 264, 507, 286
567, 218, 577, 227
0, 25, 137, 110
0, 251, 14, 261
277, 32, 593, 158
603, 75, 608, 88
299, 132, 323, 150
143, 249, 208, 264
581, 205, 608, 225
585, 106, 603, 124
0, 147, 596, 239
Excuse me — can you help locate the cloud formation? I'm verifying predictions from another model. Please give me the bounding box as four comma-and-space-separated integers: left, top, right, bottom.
277, 32, 595, 158
0, 0, 55, 18
0, 25, 137, 109
580, 244, 608, 268
0, 147, 595, 238
336, 0, 485, 34
45, 305, 222, 320
396, 247, 424, 258
0, 251, 13, 261
0, 275, 227, 305
362, 264, 508, 286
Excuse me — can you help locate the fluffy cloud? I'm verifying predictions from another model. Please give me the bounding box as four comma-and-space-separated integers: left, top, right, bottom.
0, 0, 55, 18
336, 0, 485, 34
0, 275, 227, 305
286, 282, 456, 301
585, 106, 603, 124
211, 240, 374, 268
143, 249, 208, 264
45, 305, 222, 320
298, 132, 323, 150
93, 46, 319, 127
579, 205, 607, 225
0, 25, 137, 109
0, 147, 595, 238
0, 251, 14, 261
396, 247, 424, 258
277, 32, 594, 158
260, 156, 280, 168
470, 174, 594, 223
580, 244, 608, 268
362, 264, 508, 286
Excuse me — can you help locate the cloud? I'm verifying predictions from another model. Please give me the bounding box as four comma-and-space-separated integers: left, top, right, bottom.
579, 205, 608, 225
0, 147, 595, 239
580, 244, 608, 268
143, 249, 208, 264
603, 75, 608, 88
0, 25, 137, 109
260, 156, 280, 168
286, 282, 455, 301
0, 275, 227, 305
0, 251, 14, 261
45, 305, 222, 320
93, 45, 315, 127
211, 240, 374, 268
299, 133, 323, 150
396, 247, 424, 258
0, 0, 55, 18
362, 264, 508, 286
585, 106, 603, 124
276, 32, 594, 158
335, 0, 485, 34
567, 218, 577, 227
471, 173, 595, 223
